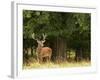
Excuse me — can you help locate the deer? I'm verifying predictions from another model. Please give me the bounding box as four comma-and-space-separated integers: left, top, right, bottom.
32, 33, 52, 63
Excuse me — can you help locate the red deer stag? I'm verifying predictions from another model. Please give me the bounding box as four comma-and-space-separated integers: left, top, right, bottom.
32, 33, 52, 63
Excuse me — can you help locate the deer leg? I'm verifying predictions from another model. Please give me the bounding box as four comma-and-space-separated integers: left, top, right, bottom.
37, 58, 39, 63
39, 57, 43, 63
36, 55, 39, 62
49, 55, 51, 62
36, 52, 39, 63
47, 57, 49, 63
47, 56, 50, 63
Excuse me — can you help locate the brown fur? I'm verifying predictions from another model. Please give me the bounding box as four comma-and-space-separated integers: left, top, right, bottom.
38, 47, 52, 62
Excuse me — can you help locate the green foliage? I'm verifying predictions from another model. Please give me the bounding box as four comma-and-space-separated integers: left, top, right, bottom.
23, 10, 91, 60
23, 10, 90, 38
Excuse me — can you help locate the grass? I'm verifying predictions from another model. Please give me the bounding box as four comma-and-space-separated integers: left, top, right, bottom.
23, 50, 91, 69
23, 60, 91, 69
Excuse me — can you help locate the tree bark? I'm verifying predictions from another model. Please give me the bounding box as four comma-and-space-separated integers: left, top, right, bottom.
75, 48, 83, 62
52, 37, 67, 62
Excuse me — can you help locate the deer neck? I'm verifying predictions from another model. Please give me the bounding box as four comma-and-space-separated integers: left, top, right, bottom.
38, 44, 43, 48
36, 44, 43, 54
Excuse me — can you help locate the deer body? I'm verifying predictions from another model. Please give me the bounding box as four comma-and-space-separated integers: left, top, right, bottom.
37, 47, 52, 62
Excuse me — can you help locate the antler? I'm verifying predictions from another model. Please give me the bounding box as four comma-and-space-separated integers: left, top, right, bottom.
42, 33, 47, 43
32, 33, 35, 39
32, 33, 47, 43
32, 33, 39, 41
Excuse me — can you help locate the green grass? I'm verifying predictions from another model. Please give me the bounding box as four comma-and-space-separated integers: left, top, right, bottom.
23, 60, 91, 69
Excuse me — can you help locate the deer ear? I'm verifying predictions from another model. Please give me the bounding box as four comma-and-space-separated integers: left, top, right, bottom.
42, 40, 45, 43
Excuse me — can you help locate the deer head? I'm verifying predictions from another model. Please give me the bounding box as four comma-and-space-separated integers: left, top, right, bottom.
32, 33, 47, 47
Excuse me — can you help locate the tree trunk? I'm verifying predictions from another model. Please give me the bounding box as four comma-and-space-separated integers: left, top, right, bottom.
75, 48, 83, 62
52, 37, 67, 62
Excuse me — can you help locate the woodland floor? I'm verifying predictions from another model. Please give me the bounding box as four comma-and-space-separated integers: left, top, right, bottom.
23, 60, 91, 69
